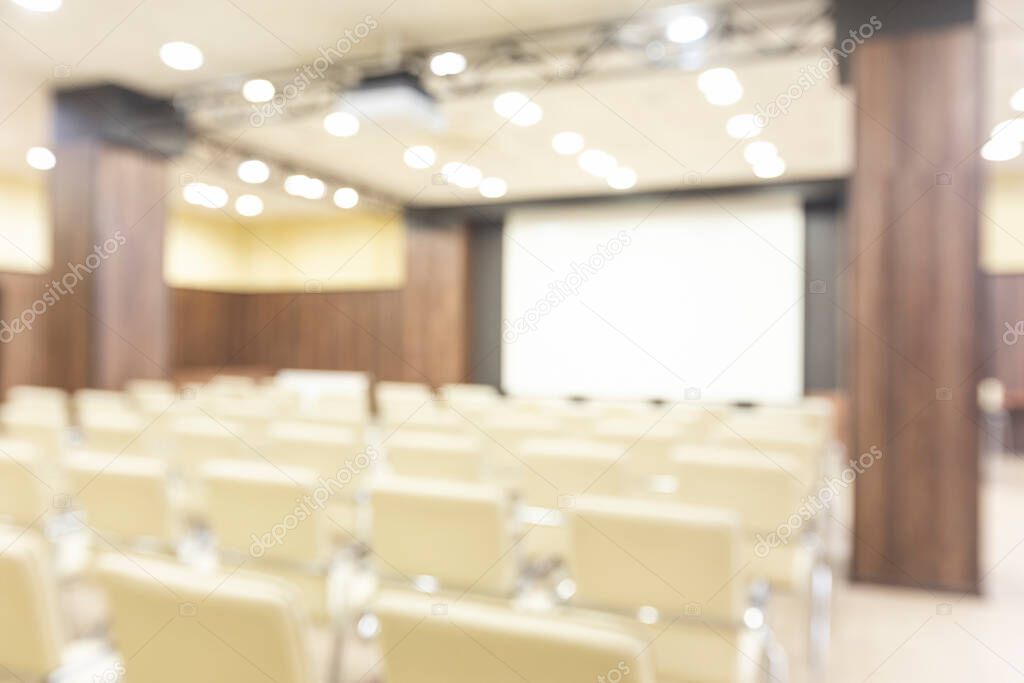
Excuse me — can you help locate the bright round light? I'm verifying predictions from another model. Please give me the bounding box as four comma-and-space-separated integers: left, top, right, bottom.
704, 80, 743, 106
510, 101, 543, 127
237, 159, 270, 184
234, 194, 263, 217
494, 91, 529, 118
697, 67, 738, 93
982, 138, 1023, 162
607, 166, 637, 190
1012, 88, 1024, 112
333, 187, 359, 209
404, 145, 437, 169
753, 157, 786, 179
726, 113, 764, 140
442, 162, 482, 189
159, 42, 204, 71
25, 146, 55, 170
578, 149, 618, 177
743, 141, 779, 165
284, 174, 325, 199
479, 177, 508, 199
183, 182, 228, 209
242, 79, 275, 103
552, 131, 585, 155
11, 0, 62, 11
666, 15, 708, 44
430, 51, 467, 76
991, 119, 1024, 142
323, 111, 360, 137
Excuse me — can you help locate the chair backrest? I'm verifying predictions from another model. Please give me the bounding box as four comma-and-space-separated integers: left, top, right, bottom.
376, 382, 434, 423
64, 451, 180, 545
592, 417, 682, 479
0, 440, 57, 526
516, 438, 626, 506
170, 414, 251, 479
374, 590, 656, 683
566, 495, 744, 622
707, 413, 826, 477
79, 410, 149, 454
386, 430, 485, 482
370, 476, 516, 595
200, 459, 329, 564
478, 412, 562, 480
0, 528, 63, 677
265, 421, 368, 496
671, 446, 807, 533
6, 385, 68, 409
0, 402, 65, 457
97, 553, 311, 683
437, 383, 500, 415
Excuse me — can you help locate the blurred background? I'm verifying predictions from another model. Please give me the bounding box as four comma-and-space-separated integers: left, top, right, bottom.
0, 0, 1021, 681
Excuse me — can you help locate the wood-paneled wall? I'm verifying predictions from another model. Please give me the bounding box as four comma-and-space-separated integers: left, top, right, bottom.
172, 220, 470, 385
847, 25, 980, 592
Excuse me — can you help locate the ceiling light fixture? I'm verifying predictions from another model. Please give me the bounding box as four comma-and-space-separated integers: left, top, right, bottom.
183, 182, 228, 209
982, 138, 1023, 162
10, 0, 62, 11
237, 159, 270, 184
666, 15, 708, 44
607, 167, 638, 190
1012, 89, 1024, 112
493, 91, 529, 118
333, 187, 359, 208
404, 145, 437, 169
743, 140, 778, 165
509, 102, 543, 127
242, 79, 275, 103
429, 51, 467, 76
479, 177, 508, 199
441, 162, 482, 189
159, 42, 204, 71
323, 111, 360, 137
752, 157, 786, 179
552, 131, 585, 155
235, 194, 264, 217
284, 174, 325, 199
578, 149, 618, 177
726, 113, 763, 140
25, 146, 55, 170
698, 67, 743, 106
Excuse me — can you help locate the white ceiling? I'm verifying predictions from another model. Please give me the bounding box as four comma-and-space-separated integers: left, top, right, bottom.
0, 0, 856, 212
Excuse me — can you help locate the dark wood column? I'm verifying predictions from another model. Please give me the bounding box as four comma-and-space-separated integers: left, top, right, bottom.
843, 7, 981, 591
42, 85, 185, 390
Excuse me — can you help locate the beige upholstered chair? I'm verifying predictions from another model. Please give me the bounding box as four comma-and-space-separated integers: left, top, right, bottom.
78, 409, 150, 455
6, 384, 68, 407
437, 383, 500, 416
375, 381, 434, 425
374, 589, 657, 683
369, 476, 518, 597
97, 553, 314, 683
64, 451, 183, 555
0, 527, 63, 678
565, 495, 772, 683
707, 413, 827, 481
477, 412, 562, 483
385, 430, 485, 482
200, 459, 334, 620
170, 413, 252, 480
0, 439, 60, 529
0, 401, 66, 459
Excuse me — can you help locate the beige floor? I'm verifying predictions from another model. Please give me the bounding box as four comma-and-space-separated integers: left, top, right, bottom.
822, 455, 1024, 683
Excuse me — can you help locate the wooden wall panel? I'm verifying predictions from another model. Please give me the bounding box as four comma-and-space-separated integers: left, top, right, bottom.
172, 221, 470, 386
847, 26, 980, 592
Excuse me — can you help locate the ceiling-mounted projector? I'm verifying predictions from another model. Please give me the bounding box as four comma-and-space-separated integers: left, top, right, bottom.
342, 72, 444, 131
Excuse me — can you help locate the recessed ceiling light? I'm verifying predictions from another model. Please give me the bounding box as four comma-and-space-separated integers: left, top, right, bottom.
159, 42, 204, 71
726, 113, 763, 140
743, 141, 778, 165
323, 111, 360, 137
430, 51, 467, 76
242, 79, 275, 103
982, 138, 1022, 162
10, 0, 61, 11
1012, 88, 1024, 112
607, 167, 637, 190
183, 182, 228, 209
404, 145, 437, 169
25, 146, 55, 170
666, 15, 708, 44
333, 187, 359, 209
991, 119, 1024, 142
479, 177, 508, 199
284, 174, 325, 199
237, 159, 270, 184
552, 131, 585, 155
753, 157, 786, 179
510, 102, 542, 127
698, 67, 742, 106
578, 149, 618, 177
441, 162, 482, 189
494, 91, 529, 118
235, 194, 264, 217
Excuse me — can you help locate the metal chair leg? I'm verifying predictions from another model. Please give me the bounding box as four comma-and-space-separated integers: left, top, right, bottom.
808, 559, 832, 680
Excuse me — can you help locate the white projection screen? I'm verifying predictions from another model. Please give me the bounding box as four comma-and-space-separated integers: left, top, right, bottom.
501, 192, 805, 403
